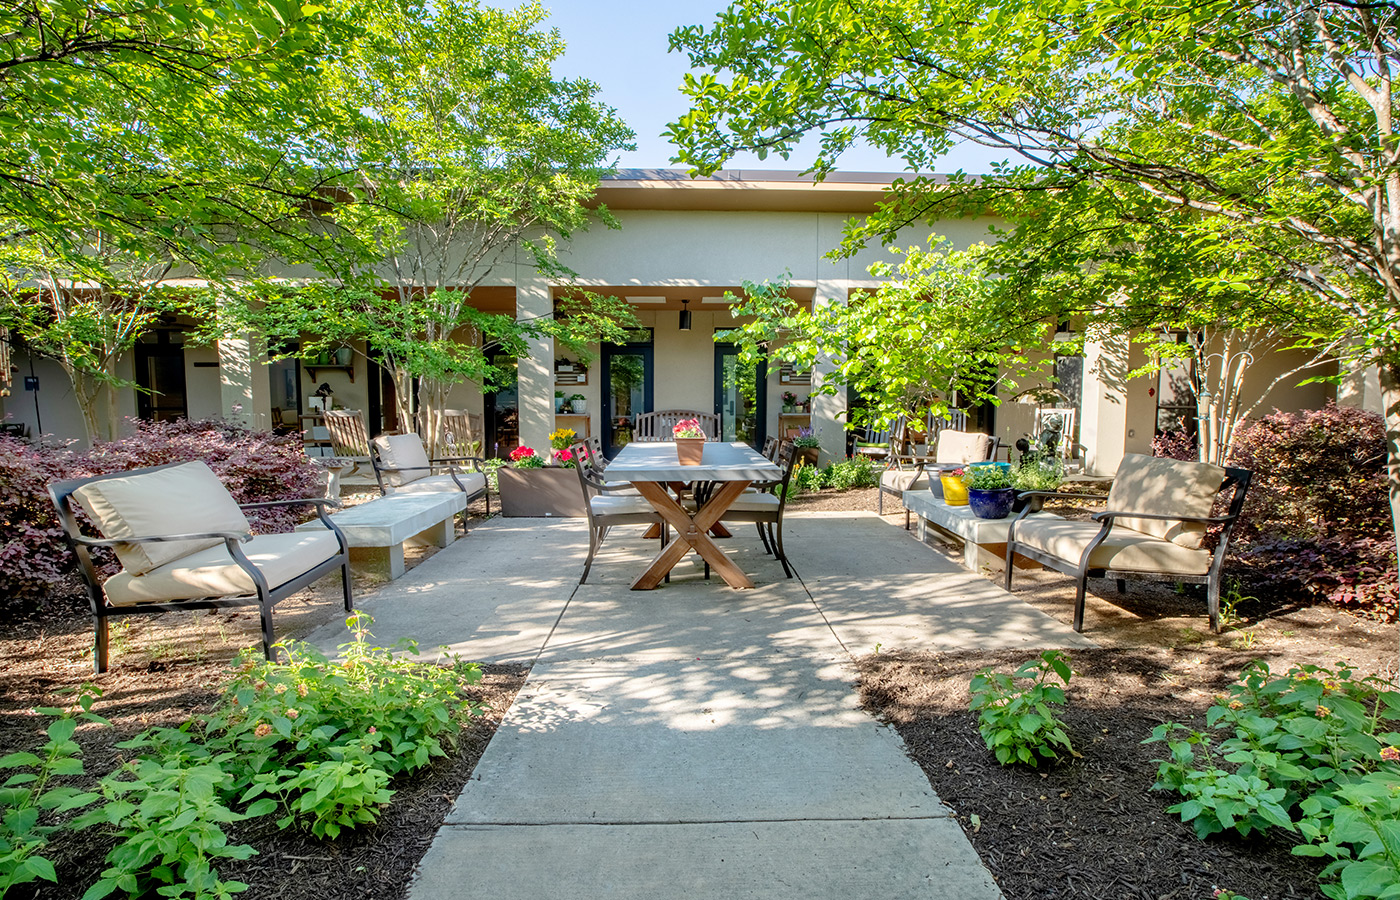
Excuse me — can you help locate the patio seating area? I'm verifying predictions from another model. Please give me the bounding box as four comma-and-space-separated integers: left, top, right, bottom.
299, 510, 1088, 898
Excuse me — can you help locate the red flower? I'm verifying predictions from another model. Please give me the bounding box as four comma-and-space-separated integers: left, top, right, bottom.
509, 446, 537, 462
555, 448, 574, 462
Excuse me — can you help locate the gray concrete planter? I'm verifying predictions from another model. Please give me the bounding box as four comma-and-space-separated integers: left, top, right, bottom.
498, 466, 587, 517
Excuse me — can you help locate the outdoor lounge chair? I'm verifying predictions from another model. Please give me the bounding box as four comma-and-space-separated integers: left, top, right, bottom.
1004, 453, 1252, 633
878, 426, 998, 528
572, 441, 668, 584
369, 433, 490, 514
49, 460, 353, 674
633, 410, 720, 441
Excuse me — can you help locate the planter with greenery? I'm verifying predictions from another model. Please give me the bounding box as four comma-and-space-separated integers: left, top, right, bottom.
497, 446, 586, 518
965, 464, 1015, 519
1010, 457, 1064, 514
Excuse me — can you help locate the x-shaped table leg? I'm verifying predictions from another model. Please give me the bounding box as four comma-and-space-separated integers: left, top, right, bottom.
631, 480, 753, 589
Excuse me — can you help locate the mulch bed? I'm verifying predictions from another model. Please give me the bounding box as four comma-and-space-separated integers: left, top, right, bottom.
858, 648, 1328, 900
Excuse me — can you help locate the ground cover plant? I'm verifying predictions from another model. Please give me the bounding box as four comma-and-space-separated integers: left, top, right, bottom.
0, 615, 499, 900
1149, 662, 1400, 899
969, 650, 1074, 767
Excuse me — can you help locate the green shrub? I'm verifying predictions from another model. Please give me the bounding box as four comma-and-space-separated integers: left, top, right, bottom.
1147, 662, 1400, 899
0, 692, 106, 893
968, 651, 1074, 766
823, 456, 879, 490
788, 462, 825, 496
209, 613, 483, 839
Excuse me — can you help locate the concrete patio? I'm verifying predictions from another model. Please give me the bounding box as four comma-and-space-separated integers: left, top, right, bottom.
307, 511, 1093, 899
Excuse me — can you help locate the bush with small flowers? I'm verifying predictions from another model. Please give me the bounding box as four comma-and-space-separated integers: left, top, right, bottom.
1147, 661, 1400, 899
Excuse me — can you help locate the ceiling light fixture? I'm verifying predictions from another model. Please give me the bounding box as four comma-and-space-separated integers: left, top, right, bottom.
679, 298, 692, 331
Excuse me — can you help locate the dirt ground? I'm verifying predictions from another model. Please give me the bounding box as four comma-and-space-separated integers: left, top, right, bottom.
3, 484, 1395, 899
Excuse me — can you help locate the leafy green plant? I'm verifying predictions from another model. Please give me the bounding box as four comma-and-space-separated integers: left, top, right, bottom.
964, 464, 1012, 491
208, 614, 483, 839
1009, 457, 1063, 492
1147, 662, 1400, 897
968, 651, 1074, 766
76, 739, 264, 900
823, 456, 878, 490
0, 691, 107, 893
787, 462, 825, 496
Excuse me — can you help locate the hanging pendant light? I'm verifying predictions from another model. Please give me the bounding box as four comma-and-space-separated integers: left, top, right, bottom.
678, 298, 692, 331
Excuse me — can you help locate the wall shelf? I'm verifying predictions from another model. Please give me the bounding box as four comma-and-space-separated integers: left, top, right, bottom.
304, 364, 355, 383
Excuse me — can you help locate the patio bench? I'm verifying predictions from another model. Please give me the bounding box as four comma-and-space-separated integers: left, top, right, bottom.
296, 492, 465, 580
904, 490, 1060, 571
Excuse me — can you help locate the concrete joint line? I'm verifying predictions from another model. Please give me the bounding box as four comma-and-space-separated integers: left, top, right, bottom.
442, 814, 954, 828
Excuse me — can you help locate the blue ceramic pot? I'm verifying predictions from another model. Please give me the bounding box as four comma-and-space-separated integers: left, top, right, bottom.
968, 487, 1016, 520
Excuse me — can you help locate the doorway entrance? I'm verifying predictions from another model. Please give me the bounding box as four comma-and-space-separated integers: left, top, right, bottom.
714, 343, 765, 447
135, 330, 188, 422
601, 334, 653, 457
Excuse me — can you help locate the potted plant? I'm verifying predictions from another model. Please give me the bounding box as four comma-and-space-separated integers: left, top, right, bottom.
549, 427, 578, 466
1010, 456, 1064, 513
939, 466, 970, 506
964, 464, 1016, 519
555, 390, 566, 413
673, 417, 706, 465
569, 393, 587, 415
782, 391, 798, 413
792, 426, 821, 465
497, 445, 587, 517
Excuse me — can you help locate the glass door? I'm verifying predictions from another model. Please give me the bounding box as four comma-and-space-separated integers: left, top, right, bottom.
714, 343, 765, 447
135, 330, 188, 422
601, 337, 653, 457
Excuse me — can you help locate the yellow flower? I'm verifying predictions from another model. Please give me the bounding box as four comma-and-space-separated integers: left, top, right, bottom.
1381, 746, 1400, 762
1317, 705, 1332, 717
285, 708, 299, 720
253, 723, 272, 738
296, 683, 309, 698
274, 683, 288, 695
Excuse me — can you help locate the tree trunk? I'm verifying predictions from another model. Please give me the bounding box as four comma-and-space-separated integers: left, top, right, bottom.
1377, 361, 1400, 678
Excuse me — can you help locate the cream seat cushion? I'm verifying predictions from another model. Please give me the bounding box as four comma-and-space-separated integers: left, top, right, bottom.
1013, 518, 1212, 576
373, 434, 432, 487
935, 431, 994, 465
589, 495, 657, 515
72, 461, 250, 576
880, 468, 929, 492
103, 530, 341, 607
388, 472, 487, 496
721, 493, 780, 513
1106, 453, 1226, 549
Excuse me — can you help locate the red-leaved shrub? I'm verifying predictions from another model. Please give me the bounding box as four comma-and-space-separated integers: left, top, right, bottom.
0, 418, 324, 609
1224, 402, 1397, 620
1151, 428, 1199, 462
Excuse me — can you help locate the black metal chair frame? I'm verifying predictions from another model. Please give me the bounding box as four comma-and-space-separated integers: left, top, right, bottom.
571, 441, 668, 584
369, 438, 491, 517
878, 422, 999, 529
712, 444, 802, 579
1003, 467, 1253, 633
49, 463, 353, 674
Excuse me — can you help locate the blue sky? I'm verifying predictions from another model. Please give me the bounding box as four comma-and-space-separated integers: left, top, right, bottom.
509, 0, 1007, 175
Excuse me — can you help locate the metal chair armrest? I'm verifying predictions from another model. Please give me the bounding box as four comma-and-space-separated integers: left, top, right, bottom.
238, 498, 342, 511
72, 530, 251, 547
1090, 509, 1237, 525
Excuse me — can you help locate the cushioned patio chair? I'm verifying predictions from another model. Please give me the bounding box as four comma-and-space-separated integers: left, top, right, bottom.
1004, 453, 1252, 633
879, 428, 999, 528
715, 443, 802, 578
571, 442, 668, 584
370, 433, 490, 515
49, 460, 352, 674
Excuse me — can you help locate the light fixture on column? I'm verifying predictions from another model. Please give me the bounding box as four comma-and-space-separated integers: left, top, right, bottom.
678, 298, 692, 331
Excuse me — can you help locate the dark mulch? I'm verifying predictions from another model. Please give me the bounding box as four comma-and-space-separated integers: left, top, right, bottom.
858, 648, 1326, 900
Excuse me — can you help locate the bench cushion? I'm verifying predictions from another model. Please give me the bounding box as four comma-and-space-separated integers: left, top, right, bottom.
1106, 453, 1225, 549
881, 468, 928, 492
722, 493, 780, 513
73, 461, 250, 576
103, 530, 341, 606
388, 472, 487, 497
1014, 518, 1212, 576
935, 431, 994, 465
373, 434, 432, 487
589, 495, 656, 515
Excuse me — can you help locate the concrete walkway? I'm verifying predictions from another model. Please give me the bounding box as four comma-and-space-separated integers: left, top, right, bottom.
308, 512, 1092, 899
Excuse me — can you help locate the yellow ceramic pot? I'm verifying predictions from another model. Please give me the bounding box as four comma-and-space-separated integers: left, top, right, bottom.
940, 473, 969, 506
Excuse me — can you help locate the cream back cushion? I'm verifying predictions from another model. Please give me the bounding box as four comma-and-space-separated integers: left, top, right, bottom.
1106, 453, 1226, 549
935, 431, 994, 465
373, 434, 432, 487
72, 461, 250, 576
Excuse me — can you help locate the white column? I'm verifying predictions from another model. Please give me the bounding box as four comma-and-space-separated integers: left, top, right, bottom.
811, 213, 851, 464
1080, 326, 1155, 475
516, 269, 554, 456
218, 334, 269, 430
1338, 357, 1384, 414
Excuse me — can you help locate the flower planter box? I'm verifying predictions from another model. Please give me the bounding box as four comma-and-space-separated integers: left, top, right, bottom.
498, 467, 587, 517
